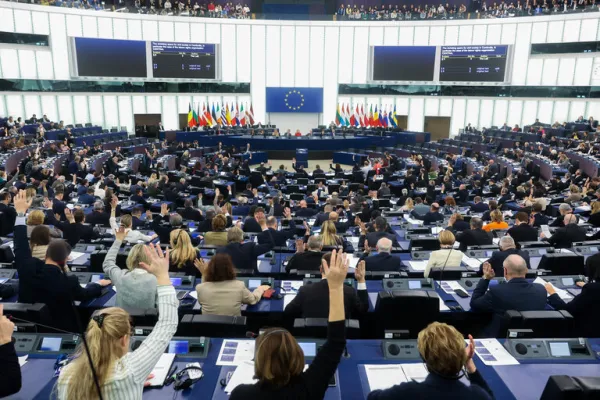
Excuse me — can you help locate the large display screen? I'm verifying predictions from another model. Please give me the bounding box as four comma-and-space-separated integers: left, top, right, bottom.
439, 45, 509, 82
372, 46, 437, 81
73, 37, 147, 78
151, 42, 217, 79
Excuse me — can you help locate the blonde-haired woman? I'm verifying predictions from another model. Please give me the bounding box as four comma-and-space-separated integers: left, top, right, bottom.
26, 209, 62, 238
588, 201, 600, 227
425, 230, 464, 278
400, 198, 414, 212
320, 221, 353, 252
58, 243, 178, 400
483, 210, 509, 232
102, 228, 157, 309
367, 322, 492, 399
169, 229, 199, 276
565, 185, 582, 203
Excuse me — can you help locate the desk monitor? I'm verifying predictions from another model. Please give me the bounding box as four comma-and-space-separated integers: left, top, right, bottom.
409, 237, 440, 251
247, 279, 261, 290
168, 340, 189, 354
39, 337, 62, 352
549, 342, 570, 357
91, 274, 102, 283
408, 281, 422, 289
298, 342, 316, 357
170, 278, 183, 286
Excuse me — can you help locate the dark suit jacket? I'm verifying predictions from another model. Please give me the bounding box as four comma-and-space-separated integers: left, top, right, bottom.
470, 202, 489, 213
470, 278, 547, 337
13, 224, 102, 332
547, 225, 589, 248
52, 199, 67, 220
0, 203, 17, 236
455, 229, 493, 252
130, 194, 150, 210
295, 207, 317, 217
506, 223, 538, 247
77, 193, 96, 205
284, 279, 368, 319
85, 211, 110, 227
181, 207, 204, 222
216, 241, 272, 273
243, 217, 262, 233
56, 222, 98, 247
360, 231, 400, 248
131, 216, 146, 229
285, 251, 323, 273
257, 223, 296, 247
531, 213, 550, 227
364, 253, 402, 272
549, 279, 600, 337
481, 249, 530, 277
417, 211, 445, 225
452, 220, 470, 232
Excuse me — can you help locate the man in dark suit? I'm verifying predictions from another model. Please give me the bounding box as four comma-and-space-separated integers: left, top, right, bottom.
359, 216, 400, 248
456, 184, 470, 205
543, 213, 589, 248
130, 187, 150, 210
470, 196, 489, 213
217, 227, 272, 273
77, 187, 96, 205
149, 204, 199, 245
470, 254, 547, 337
313, 205, 333, 228
242, 206, 264, 233
413, 202, 445, 225
257, 210, 297, 247
0, 192, 17, 236
180, 199, 204, 222
363, 238, 402, 272
507, 212, 538, 248
480, 236, 530, 277
52, 208, 99, 247
285, 236, 323, 273
84, 201, 111, 227
52, 191, 67, 221
487, 160, 499, 178
130, 206, 147, 229
530, 203, 550, 227
12, 191, 110, 332
549, 203, 577, 227
284, 252, 368, 319
294, 200, 317, 218
454, 217, 493, 252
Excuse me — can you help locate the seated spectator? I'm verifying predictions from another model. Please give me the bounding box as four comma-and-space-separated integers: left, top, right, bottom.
524, 188, 547, 211
414, 202, 445, 225
529, 202, 549, 227
217, 227, 272, 273
358, 216, 399, 248
363, 238, 402, 272
425, 230, 464, 278
103, 228, 157, 309
52, 208, 99, 247
181, 198, 204, 222
26, 210, 61, 238
320, 220, 353, 252
169, 229, 199, 276
286, 236, 323, 273
0, 304, 21, 398
85, 200, 110, 227
470, 196, 488, 213
447, 213, 469, 232
367, 323, 492, 400
195, 254, 269, 316
483, 210, 509, 232
242, 206, 264, 233
454, 217, 493, 252
78, 187, 96, 205
58, 244, 177, 399
564, 184, 583, 203
588, 201, 600, 227
549, 203, 577, 227
203, 214, 228, 246
399, 197, 414, 212
29, 225, 51, 261
109, 200, 155, 243
480, 236, 530, 277
506, 211, 538, 247
542, 213, 588, 248
257, 210, 297, 247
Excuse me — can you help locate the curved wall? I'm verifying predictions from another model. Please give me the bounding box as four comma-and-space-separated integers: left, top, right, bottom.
0, 2, 599, 134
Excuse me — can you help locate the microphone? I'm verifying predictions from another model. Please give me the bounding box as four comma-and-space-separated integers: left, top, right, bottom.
7, 315, 80, 336
245, 331, 258, 339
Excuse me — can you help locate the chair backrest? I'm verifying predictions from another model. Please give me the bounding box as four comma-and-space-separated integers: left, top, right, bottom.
541, 375, 600, 400
179, 314, 247, 338
374, 290, 440, 337
3, 303, 51, 331
538, 254, 585, 275
293, 318, 360, 339
503, 310, 574, 338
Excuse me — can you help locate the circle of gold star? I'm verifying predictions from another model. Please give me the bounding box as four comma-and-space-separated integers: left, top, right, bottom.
285, 90, 305, 111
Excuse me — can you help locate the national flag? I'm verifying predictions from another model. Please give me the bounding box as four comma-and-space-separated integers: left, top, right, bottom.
220, 104, 227, 126
344, 104, 350, 126
349, 105, 356, 127
378, 106, 385, 127
248, 103, 255, 125
368, 104, 374, 127
211, 103, 217, 126
335, 103, 343, 126
373, 105, 379, 127
390, 104, 397, 127
360, 105, 365, 127
197, 103, 205, 127
187, 103, 197, 127
240, 103, 246, 126
235, 103, 240, 126
353, 105, 360, 127
204, 103, 213, 126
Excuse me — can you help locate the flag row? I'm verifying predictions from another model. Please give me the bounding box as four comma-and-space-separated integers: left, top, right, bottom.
335, 103, 399, 128
187, 102, 255, 128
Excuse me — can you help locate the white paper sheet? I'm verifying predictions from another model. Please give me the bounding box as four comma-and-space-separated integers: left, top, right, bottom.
365, 364, 407, 391
404, 216, 424, 226
283, 294, 296, 309
472, 339, 519, 366
18, 355, 28, 367
188, 290, 198, 300
541, 225, 551, 238
146, 353, 175, 387
225, 360, 257, 393
533, 277, 573, 300
217, 340, 256, 366
402, 363, 429, 382
462, 256, 482, 270
408, 261, 428, 271
68, 251, 86, 262
439, 298, 450, 311
348, 255, 361, 270
281, 280, 303, 294
438, 280, 464, 294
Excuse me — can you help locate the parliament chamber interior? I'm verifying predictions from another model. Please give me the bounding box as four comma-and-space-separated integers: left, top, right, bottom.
1, 1, 600, 399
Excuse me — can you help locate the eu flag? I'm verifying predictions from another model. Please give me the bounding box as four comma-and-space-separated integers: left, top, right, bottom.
265, 87, 323, 113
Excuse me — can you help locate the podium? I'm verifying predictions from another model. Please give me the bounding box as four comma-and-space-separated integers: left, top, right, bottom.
295, 148, 308, 168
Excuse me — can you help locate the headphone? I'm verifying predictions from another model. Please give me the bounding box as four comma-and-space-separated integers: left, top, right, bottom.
169, 366, 204, 391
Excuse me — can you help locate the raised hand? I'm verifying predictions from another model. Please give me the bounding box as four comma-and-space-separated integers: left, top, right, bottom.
482, 262, 495, 280
321, 250, 348, 290
295, 238, 305, 253
464, 334, 476, 373
355, 260, 366, 283
160, 203, 169, 216
139, 243, 170, 284
115, 226, 127, 242
283, 207, 292, 219
193, 258, 207, 275
14, 190, 32, 215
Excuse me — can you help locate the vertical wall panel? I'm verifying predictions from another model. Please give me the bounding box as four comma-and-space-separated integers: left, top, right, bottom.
546, 21, 564, 43
472, 25, 487, 45
294, 26, 310, 87
31, 11, 49, 35
0, 96, 8, 120
265, 26, 281, 87
177, 95, 191, 114
508, 100, 524, 128
526, 59, 543, 86
23, 95, 41, 119
132, 96, 146, 114
352, 27, 369, 85
413, 27, 429, 46
450, 99, 466, 135
5, 95, 23, 122
174, 22, 190, 43
18, 50, 36, 79
57, 96, 73, 125
511, 23, 531, 85
65, 15, 82, 37
220, 25, 237, 82
574, 58, 593, 86
82, 16, 98, 38
531, 22, 548, 43
337, 27, 353, 84
465, 99, 480, 128
103, 95, 119, 129
309, 26, 325, 88
383, 26, 399, 45
396, 98, 409, 116
190, 22, 206, 42
49, 14, 70, 80
444, 26, 458, 45
0, 7, 15, 32
251, 25, 266, 123
280, 26, 296, 86
398, 26, 414, 45
541, 59, 559, 86
127, 19, 143, 40
424, 98, 439, 116
369, 26, 384, 46
493, 99, 508, 127
523, 101, 538, 125
586, 101, 600, 121
408, 98, 424, 132
206, 24, 221, 43
501, 24, 516, 45
88, 96, 104, 127
552, 101, 569, 124
538, 101, 553, 124
557, 59, 576, 86
479, 99, 493, 128
562, 20, 580, 42
73, 95, 89, 124
13, 10, 32, 33
580, 18, 598, 41
458, 25, 473, 45
41, 96, 57, 122
429, 26, 445, 46
97, 17, 113, 39
161, 96, 177, 131
569, 101, 586, 122
439, 98, 453, 117
118, 96, 133, 132
113, 18, 128, 39
236, 25, 251, 83
158, 21, 175, 41
486, 25, 501, 44
146, 96, 162, 114
323, 27, 339, 123
0, 49, 19, 79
